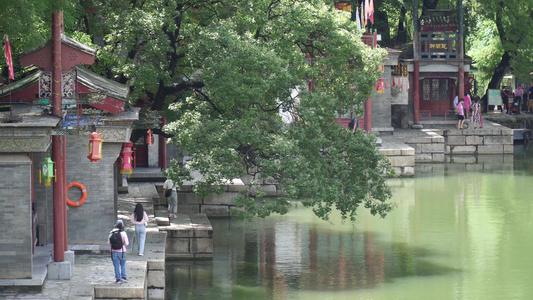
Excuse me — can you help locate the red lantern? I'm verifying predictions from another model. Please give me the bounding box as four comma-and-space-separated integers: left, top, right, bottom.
120, 142, 134, 175
146, 129, 154, 146
377, 78, 386, 93
87, 132, 103, 162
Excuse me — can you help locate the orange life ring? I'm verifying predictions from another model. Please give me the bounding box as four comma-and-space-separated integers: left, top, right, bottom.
66, 181, 87, 207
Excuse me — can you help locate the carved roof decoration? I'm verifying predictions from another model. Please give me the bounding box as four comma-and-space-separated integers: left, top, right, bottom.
420, 9, 458, 32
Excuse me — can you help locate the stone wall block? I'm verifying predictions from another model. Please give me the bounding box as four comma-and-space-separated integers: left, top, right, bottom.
179, 192, 202, 205
387, 156, 415, 167
421, 143, 445, 153
451, 145, 476, 154
165, 238, 190, 253
451, 155, 477, 164
447, 135, 466, 146
0, 155, 32, 279
200, 205, 229, 217
415, 153, 433, 162
504, 144, 514, 153
465, 136, 483, 145
484, 135, 513, 145
203, 192, 239, 205
478, 144, 503, 154
432, 153, 445, 162
191, 238, 214, 254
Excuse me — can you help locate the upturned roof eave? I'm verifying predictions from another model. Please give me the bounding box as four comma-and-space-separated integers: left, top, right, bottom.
75, 65, 129, 102
19, 33, 97, 58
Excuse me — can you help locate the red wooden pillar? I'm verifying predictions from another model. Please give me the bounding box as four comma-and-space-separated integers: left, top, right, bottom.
364, 99, 371, 133
62, 135, 68, 251
52, 11, 65, 262
414, 61, 420, 124
159, 116, 167, 170
458, 0, 465, 104
413, 0, 420, 125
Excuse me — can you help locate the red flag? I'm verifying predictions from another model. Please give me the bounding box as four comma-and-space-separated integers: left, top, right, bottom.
4, 35, 14, 80
368, 0, 374, 24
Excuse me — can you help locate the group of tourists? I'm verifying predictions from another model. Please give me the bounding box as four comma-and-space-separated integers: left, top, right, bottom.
107, 178, 179, 284
454, 93, 482, 129
500, 84, 533, 114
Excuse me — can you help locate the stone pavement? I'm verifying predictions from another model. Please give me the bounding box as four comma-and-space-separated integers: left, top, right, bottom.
0, 182, 165, 300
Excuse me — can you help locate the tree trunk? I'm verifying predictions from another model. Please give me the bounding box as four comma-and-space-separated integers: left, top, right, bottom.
481, 51, 511, 111
395, 5, 407, 46
423, 0, 439, 10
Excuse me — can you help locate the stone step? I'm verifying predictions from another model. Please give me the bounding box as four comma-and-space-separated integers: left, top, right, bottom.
94, 260, 147, 299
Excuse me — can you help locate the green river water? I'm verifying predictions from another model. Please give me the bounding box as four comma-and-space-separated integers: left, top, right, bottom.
166, 145, 533, 300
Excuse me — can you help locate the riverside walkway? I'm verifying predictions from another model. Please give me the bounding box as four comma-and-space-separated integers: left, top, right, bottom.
1, 182, 170, 300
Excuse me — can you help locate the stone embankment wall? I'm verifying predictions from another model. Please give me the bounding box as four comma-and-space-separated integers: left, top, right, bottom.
445, 128, 514, 155
395, 124, 513, 164
156, 183, 245, 218
379, 136, 415, 177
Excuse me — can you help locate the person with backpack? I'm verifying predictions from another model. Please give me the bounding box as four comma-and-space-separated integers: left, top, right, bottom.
348, 116, 359, 134
108, 220, 129, 283
130, 203, 149, 256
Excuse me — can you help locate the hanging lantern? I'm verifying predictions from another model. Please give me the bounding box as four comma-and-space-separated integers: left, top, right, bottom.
146, 129, 154, 146
120, 142, 134, 175
40, 157, 55, 186
87, 132, 103, 163
377, 78, 385, 93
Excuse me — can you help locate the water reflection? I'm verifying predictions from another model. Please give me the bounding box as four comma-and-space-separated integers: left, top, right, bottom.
167, 145, 533, 300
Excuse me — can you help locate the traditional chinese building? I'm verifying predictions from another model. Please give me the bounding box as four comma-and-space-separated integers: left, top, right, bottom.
0, 30, 138, 280
395, 4, 471, 127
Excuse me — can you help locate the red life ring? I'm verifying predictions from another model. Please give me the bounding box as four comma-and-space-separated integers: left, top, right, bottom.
66, 181, 87, 207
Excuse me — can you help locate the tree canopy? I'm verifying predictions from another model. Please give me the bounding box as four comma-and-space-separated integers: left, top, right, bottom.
0, 0, 394, 222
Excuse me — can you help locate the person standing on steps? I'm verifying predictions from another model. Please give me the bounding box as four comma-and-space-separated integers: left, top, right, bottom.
471, 98, 482, 129
130, 203, 149, 256
108, 220, 129, 284
163, 178, 178, 218
457, 98, 465, 129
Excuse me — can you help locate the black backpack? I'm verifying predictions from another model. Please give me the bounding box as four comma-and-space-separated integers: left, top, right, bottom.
109, 230, 123, 250
348, 118, 356, 130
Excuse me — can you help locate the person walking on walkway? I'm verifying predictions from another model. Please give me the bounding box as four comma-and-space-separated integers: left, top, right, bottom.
130, 203, 149, 256
515, 85, 524, 114
108, 220, 129, 283
471, 98, 482, 129
457, 98, 465, 129
528, 87, 533, 114
163, 178, 178, 218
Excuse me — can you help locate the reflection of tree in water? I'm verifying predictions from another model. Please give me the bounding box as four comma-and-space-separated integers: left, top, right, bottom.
234, 224, 459, 293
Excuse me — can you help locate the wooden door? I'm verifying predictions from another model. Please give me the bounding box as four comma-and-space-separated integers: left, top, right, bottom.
420, 78, 452, 116
133, 141, 148, 167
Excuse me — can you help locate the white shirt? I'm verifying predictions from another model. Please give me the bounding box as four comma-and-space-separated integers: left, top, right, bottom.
163, 179, 177, 191
453, 96, 459, 108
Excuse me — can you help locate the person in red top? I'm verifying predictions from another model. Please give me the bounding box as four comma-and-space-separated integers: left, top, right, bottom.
108, 220, 129, 283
